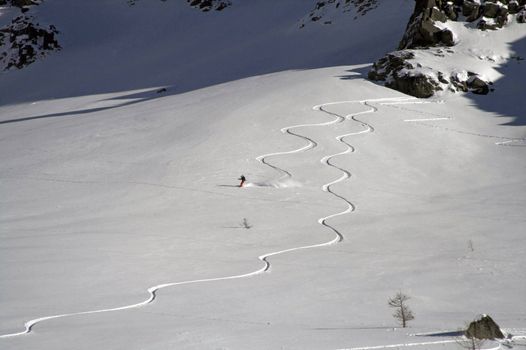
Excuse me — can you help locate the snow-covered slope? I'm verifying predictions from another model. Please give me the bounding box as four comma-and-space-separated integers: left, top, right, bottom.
0, 0, 412, 104
0, 1, 525, 350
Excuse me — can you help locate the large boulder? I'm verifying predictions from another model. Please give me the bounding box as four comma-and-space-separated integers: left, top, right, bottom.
466, 76, 490, 94
508, 1, 520, 14
386, 72, 441, 98
465, 315, 505, 339
368, 50, 446, 98
483, 2, 502, 18
368, 51, 415, 81
463, 1, 482, 21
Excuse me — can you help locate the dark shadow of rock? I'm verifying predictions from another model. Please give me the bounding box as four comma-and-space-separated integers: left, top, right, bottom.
337, 65, 371, 80
0, 87, 172, 125
464, 35, 526, 126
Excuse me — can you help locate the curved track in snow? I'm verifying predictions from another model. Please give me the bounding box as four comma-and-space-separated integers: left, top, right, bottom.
0, 97, 412, 340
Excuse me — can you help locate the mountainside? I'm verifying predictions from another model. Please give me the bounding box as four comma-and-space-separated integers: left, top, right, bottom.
0, 1, 525, 350
0, 0, 411, 104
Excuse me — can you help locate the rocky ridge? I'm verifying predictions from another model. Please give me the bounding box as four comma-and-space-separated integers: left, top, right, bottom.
369, 0, 526, 98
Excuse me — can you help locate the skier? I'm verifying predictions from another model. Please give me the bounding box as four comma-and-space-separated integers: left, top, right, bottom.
238, 175, 246, 187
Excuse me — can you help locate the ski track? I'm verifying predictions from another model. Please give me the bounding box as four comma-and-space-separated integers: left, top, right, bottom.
335, 340, 504, 350
0, 96, 418, 341
382, 102, 526, 147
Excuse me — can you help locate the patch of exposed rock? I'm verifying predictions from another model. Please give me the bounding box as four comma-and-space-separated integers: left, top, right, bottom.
127, 0, 231, 11
186, 0, 231, 12
300, 0, 378, 26
368, 48, 493, 97
0, 9, 61, 71
368, 50, 443, 98
369, 0, 526, 98
0, 0, 41, 12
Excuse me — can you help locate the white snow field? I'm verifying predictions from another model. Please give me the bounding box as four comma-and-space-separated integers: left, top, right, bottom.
0, 1, 525, 349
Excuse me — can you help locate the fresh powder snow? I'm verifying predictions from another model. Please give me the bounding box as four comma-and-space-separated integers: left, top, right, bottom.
0, 1, 525, 350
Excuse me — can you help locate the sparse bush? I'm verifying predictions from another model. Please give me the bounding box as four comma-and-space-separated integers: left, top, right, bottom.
456, 334, 486, 350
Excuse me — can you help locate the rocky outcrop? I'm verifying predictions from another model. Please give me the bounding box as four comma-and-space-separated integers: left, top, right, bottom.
465, 315, 505, 340
0, 7, 61, 71
127, 0, 232, 11
397, 0, 517, 49
399, 0, 455, 49
186, 0, 231, 12
369, 0, 525, 98
301, 0, 379, 26
0, 0, 41, 12
368, 50, 445, 98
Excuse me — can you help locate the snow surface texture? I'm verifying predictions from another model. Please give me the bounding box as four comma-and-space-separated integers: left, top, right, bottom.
1, 68, 525, 349
0, 1, 525, 350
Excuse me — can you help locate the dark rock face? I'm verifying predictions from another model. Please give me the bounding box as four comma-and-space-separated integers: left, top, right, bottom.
483, 2, 501, 18
400, 0, 516, 50
463, 1, 481, 21
399, 0, 455, 49
508, 1, 520, 14
386, 72, 440, 98
465, 315, 505, 339
0, 14, 61, 70
467, 76, 490, 94
186, 0, 231, 12
302, 0, 379, 25
3, 0, 40, 8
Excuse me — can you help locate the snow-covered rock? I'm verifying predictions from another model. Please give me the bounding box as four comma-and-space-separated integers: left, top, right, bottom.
0, 14, 59, 70
369, 0, 526, 98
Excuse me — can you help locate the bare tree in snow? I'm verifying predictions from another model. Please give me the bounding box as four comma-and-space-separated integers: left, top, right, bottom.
388, 291, 415, 328
241, 218, 252, 229
456, 334, 486, 350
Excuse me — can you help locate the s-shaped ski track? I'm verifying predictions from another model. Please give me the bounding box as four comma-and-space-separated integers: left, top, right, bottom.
0, 96, 414, 340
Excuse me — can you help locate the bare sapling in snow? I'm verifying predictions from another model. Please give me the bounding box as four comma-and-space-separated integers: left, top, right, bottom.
241, 218, 251, 229
456, 333, 486, 350
388, 291, 415, 328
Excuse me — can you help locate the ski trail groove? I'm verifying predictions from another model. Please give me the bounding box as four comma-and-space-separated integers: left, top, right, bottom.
0, 97, 411, 339
382, 101, 526, 147
335, 339, 504, 350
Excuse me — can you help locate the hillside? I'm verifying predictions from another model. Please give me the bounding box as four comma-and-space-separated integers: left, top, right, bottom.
0, 1, 525, 350
0, 0, 410, 104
